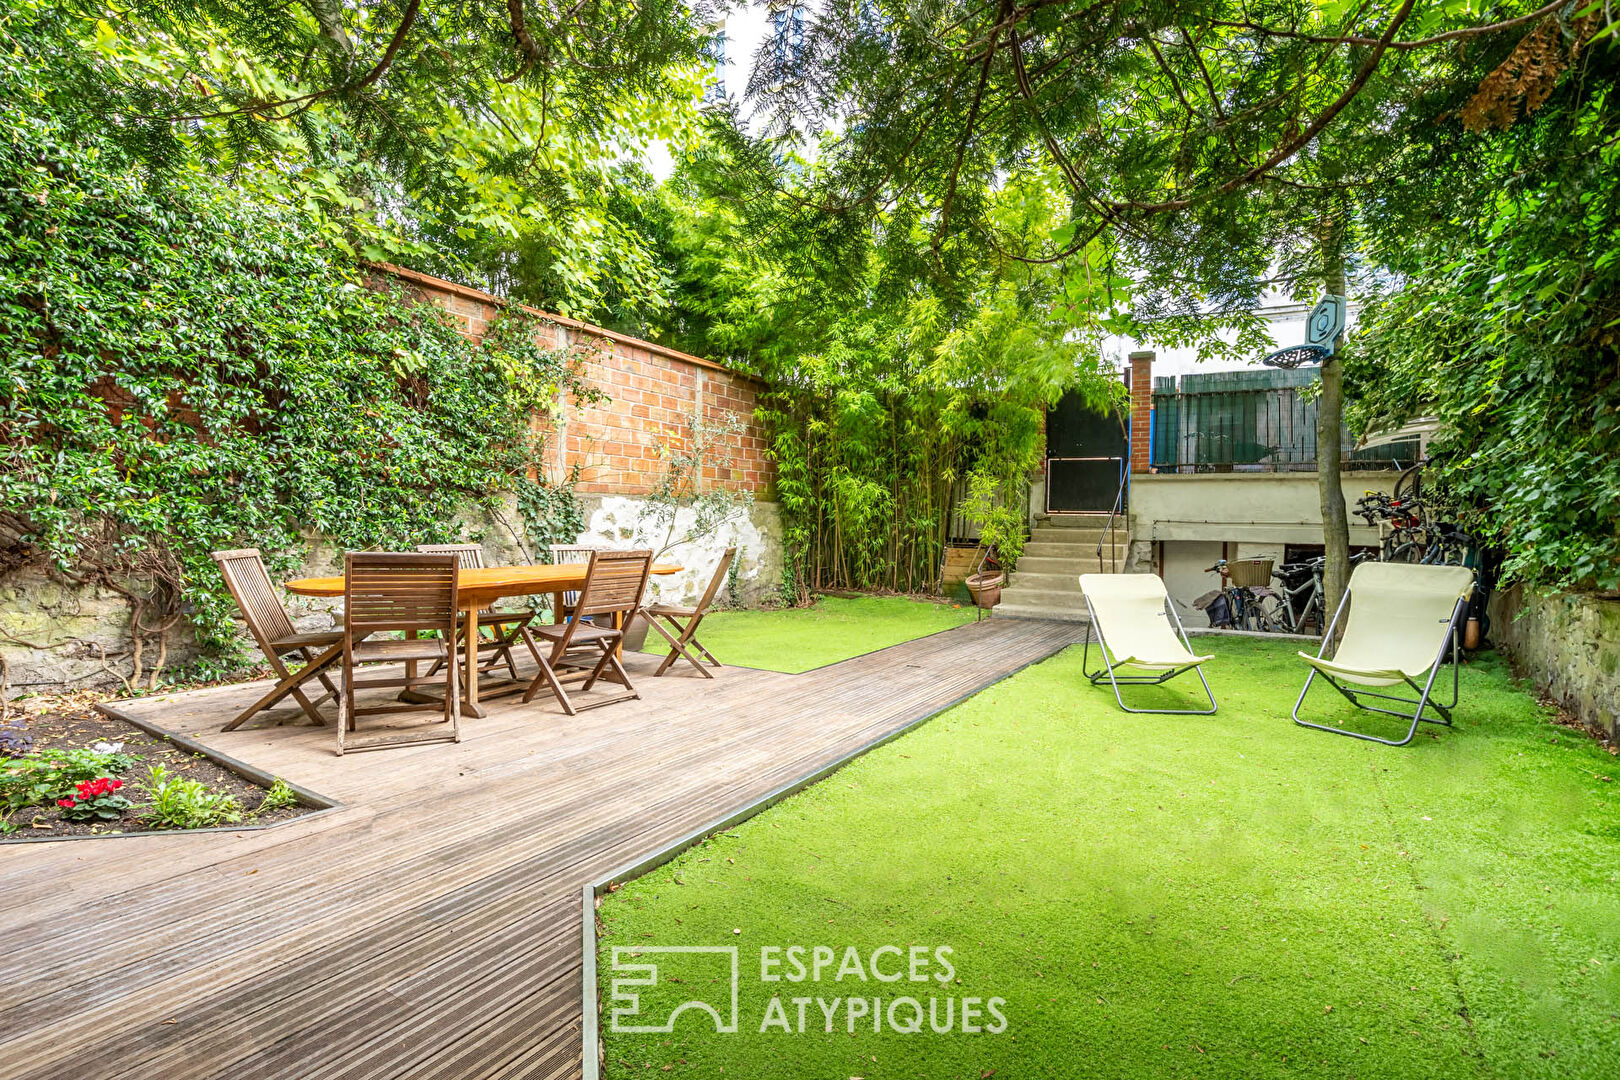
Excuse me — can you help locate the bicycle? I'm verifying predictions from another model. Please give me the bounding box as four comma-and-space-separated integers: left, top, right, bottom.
1265, 558, 1326, 635
1263, 551, 1378, 634
1199, 559, 1283, 632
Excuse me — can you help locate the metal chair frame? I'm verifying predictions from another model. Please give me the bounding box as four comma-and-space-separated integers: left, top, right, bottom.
1292, 592, 1466, 747
1080, 592, 1217, 715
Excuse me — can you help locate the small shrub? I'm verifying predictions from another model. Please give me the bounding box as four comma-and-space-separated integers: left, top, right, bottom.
0, 747, 139, 809
56, 778, 132, 822
144, 765, 242, 829
254, 779, 299, 816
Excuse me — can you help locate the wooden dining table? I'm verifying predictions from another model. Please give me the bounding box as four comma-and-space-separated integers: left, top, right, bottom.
285, 562, 682, 717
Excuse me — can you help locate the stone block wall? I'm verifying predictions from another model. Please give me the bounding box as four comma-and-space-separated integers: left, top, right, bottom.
1489, 585, 1620, 742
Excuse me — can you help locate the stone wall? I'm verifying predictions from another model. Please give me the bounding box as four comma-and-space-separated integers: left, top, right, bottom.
2, 266, 782, 695
1489, 585, 1620, 742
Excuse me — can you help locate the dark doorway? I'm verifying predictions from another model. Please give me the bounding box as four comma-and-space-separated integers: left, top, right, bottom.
1046, 391, 1127, 513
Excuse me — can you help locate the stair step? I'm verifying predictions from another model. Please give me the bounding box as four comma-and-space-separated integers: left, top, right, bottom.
1028, 527, 1110, 543
999, 587, 1088, 608
1003, 571, 1085, 591
1022, 541, 1128, 560
1010, 563, 1114, 579
1039, 514, 1117, 528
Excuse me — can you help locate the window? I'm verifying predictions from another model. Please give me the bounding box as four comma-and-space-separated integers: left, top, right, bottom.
771, 5, 806, 68
703, 29, 726, 98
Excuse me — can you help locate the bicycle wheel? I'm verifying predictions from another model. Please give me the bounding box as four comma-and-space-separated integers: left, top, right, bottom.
1254, 595, 1288, 633
1394, 461, 1425, 503
1387, 542, 1424, 564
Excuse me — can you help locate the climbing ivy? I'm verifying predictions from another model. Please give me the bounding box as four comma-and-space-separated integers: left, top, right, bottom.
0, 99, 592, 680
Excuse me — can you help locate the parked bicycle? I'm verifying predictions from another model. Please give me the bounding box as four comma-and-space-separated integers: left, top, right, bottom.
1197, 558, 1282, 632
1261, 551, 1378, 634
1355, 490, 1477, 566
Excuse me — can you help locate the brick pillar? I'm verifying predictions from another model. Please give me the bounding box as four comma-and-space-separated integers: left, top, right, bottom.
1128, 351, 1153, 473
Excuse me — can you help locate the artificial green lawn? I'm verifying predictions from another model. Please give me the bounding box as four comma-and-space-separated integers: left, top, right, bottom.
600, 635, 1620, 1080
638, 594, 977, 673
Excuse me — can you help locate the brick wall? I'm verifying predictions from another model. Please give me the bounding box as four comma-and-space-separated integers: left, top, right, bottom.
1128, 351, 1154, 474
373, 264, 775, 497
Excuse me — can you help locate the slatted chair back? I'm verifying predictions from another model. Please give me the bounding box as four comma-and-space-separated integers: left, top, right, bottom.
344, 552, 460, 635
575, 549, 654, 621
416, 543, 487, 570
213, 548, 296, 648
549, 544, 598, 610
693, 547, 738, 614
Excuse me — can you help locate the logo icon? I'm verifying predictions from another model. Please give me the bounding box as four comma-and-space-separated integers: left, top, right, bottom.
608, 946, 739, 1033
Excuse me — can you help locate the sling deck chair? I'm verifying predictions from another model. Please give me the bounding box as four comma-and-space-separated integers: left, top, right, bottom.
1292, 562, 1474, 747
416, 543, 536, 681
520, 548, 653, 715
1078, 573, 1217, 714
644, 547, 735, 678
336, 552, 463, 755
213, 548, 343, 731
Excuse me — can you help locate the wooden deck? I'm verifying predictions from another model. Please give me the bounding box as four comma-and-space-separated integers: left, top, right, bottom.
0, 617, 1080, 1079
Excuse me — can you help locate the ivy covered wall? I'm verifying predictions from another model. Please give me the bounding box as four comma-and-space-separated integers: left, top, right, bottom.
0, 126, 775, 695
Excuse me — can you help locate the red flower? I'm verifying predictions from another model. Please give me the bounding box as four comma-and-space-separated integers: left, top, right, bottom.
57, 798, 76, 808
74, 777, 121, 799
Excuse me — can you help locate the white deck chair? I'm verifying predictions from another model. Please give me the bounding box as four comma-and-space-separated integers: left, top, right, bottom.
1293, 562, 1474, 746
1078, 573, 1217, 714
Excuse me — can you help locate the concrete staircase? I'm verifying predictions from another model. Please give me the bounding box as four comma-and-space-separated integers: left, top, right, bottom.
994, 515, 1129, 622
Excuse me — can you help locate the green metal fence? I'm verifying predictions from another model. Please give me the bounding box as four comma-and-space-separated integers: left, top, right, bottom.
1150, 368, 1417, 472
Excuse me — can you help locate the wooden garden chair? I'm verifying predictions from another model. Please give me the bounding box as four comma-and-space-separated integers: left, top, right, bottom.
416, 542, 535, 680
336, 552, 463, 754
1078, 573, 1217, 714
644, 547, 735, 678
1292, 562, 1474, 746
548, 544, 598, 622
520, 549, 653, 714
212, 548, 344, 731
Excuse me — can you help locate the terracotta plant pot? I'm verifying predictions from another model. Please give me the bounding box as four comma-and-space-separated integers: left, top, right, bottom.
965, 572, 1005, 609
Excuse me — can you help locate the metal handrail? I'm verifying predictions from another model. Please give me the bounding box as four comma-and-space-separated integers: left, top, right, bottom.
1096, 470, 1127, 573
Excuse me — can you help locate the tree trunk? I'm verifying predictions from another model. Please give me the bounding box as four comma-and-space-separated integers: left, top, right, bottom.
1317, 243, 1351, 625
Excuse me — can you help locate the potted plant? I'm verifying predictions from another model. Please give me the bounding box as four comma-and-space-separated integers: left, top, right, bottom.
960, 470, 1026, 609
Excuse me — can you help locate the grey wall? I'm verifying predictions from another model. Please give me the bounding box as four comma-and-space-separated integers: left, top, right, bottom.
1490, 585, 1620, 742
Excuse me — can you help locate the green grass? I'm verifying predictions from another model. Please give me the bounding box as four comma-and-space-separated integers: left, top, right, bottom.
600, 635, 1620, 1080
638, 594, 977, 673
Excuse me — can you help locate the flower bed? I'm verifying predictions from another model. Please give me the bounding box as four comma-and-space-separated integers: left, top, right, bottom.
1, 693, 313, 839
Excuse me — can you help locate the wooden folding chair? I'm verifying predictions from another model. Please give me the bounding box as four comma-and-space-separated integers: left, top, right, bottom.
212, 548, 343, 731
548, 544, 598, 622
416, 543, 535, 680
520, 549, 652, 714
336, 552, 462, 754
644, 547, 735, 678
